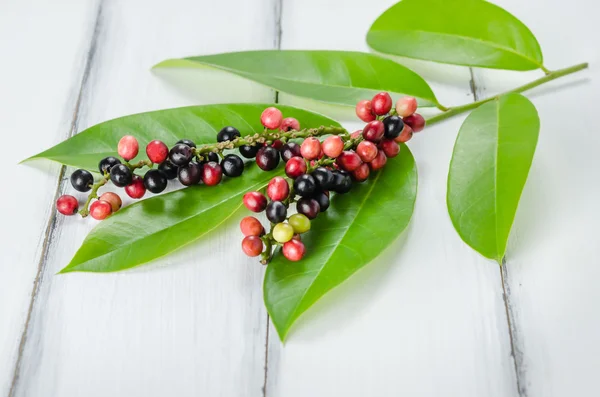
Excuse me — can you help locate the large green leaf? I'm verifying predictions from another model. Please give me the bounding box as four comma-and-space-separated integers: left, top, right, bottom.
59, 164, 279, 273
26, 104, 340, 171
153, 50, 440, 107
367, 0, 544, 71
264, 147, 417, 340
447, 93, 539, 263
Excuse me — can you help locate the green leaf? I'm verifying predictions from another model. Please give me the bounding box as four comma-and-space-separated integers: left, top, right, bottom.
59, 164, 279, 273
26, 104, 340, 171
367, 0, 544, 71
153, 50, 440, 107
447, 93, 539, 263
264, 147, 418, 340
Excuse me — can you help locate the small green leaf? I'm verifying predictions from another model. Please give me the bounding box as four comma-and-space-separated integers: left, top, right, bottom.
26, 104, 340, 171
264, 147, 417, 340
367, 0, 544, 71
447, 93, 539, 263
153, 50, 440, 107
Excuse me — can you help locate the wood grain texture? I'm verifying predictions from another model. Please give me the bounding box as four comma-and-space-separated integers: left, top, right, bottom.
0, 1, 98, 395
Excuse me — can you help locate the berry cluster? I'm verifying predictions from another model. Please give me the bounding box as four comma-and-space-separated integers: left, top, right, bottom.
239, 92, 425, 264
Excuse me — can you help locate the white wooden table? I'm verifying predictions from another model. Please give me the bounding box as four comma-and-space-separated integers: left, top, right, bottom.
1, 0, 598, 396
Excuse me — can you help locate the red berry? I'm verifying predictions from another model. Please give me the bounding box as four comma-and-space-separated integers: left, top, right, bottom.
321, 136, 344, 158
300, 137, 321, 160
99, 192, 122, 212
285, 156, 307, 178
271, 139, 284, 150
336, 151, 362, 172
280, 117, 300, 131
202, 162, 223, 186
380, 139, 400, 158
352, 163, 370, 182
350, 130, 362, 139
267, 176, 290, 201
355, 100, 376, 122
362, 120, 385, 143
243, 191, 267, 212
90, 200, 112, 220
356, 141, 378, 163
282, 239, 305, 261
371, 92, 393, 115
56, 195, 78, 215
117, 135, 139, 161
403, 113, 425, 132
242, 235, 264, 257
240, 216, 264, 237
261, 107, 283, 129
396, 96, 418, 118
394, 125, 413, 143
369, 150, 387, 171
146, 140, 168, 164
125, 175, 146, 199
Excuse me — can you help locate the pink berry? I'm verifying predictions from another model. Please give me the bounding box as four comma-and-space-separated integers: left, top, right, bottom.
300, 137, 321, 160
352, 163, 370, 182
261, 107, 283, 129
369, 150, 387, 171
355, 100, 376, 122
350, 130, 362, 139
362, 120, 385, 143
356, 141, 378, 163
282, 239, 305, 261
321, 136, 344, 158
89, 200, 112, 220
99, 192, 122, 212
380, 139, 400, 158
336, 151, 362, 172
56, 195, 79, 215
395, 96, 418, 118
243, 191, 267, 212
267, 176, 290, 201
403, 113, 425, 132
240, 216, 264, 237
146, 140, 168, 164
117, 135, 139, 161
242, 235, 264, 257
394, 125, 413, 143
280, 117, 300, 131
285, 156, 307, 179
371, 92, 393, 115
202, 162, 223, 186
125, 175, 146, 199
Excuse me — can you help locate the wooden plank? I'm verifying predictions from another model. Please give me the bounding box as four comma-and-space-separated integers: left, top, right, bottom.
471, 1, 600, 395
265, 0, 519, 396
9, 0, 280, 396
0, 1, 98, 394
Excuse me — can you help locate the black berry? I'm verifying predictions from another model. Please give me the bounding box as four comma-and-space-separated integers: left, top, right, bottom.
293, 174, 316, 197
296, 197, 320, 219
144, 169, 168, 193
110, 164, 133, 187
280, 142, 302, 162
383, 115, 404, 139
256, 146, 280, 171
70, 169, 94, 192
221, 154, 244, 177
98, 156, 121, 174
217, 126, 241, 142
266, 201, 287, 223
239, 144, 260, 159
206, 152, 220, 163
176, 139, 196, 148
158, 160, 178, 180
169, 143, 193, 166
313, 191, 330, 212
177, 162, 202, 186
332, 171, 352, 194
311, 167, 334, 190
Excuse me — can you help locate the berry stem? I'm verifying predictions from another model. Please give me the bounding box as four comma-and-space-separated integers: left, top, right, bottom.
426, 62, 589, 126
79, 176, 109, 217
125, 159, 153, 171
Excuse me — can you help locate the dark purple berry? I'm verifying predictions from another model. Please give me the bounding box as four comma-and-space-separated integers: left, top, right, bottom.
207, 152, 220, 163
311, 167, 334, 190
110, 164, 133, 187
176, 139, 196, 148
313, 191, 330, 212
239, 144, 260, 159
144, 169, 168, 193
158, 160, 178, 180
98, 156, 121, 174
169, 143, 193, 166
280, 142, 302, 162
382, 115, 404, 139
266, 201, 287, 223
217, 126, 241, 142
256, 146, 280, 171
177, 162, 202, 186
331, 170, 352, 194
221, 154, 244, 177
296, 197, 320, 219
293, 174, 316, 197
71, 169, 94, 192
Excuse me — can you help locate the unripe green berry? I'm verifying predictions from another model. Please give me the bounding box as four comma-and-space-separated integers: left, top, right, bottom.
288, 213, 311, 234
273, 223, 294, 243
